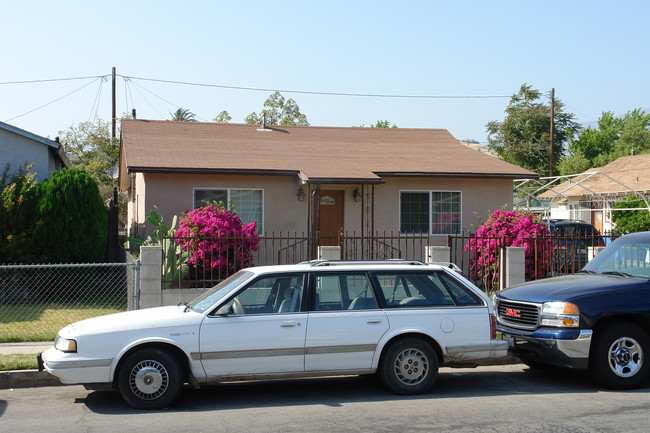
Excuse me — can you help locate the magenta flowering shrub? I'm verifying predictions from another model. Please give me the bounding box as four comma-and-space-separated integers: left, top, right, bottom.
464, 210, 552, 292
175, 204, 260, 278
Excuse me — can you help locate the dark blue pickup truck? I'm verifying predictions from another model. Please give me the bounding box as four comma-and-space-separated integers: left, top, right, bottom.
495, 232, 650, 389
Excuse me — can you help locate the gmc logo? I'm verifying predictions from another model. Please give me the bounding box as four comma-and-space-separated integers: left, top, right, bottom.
505, 308, 521, 318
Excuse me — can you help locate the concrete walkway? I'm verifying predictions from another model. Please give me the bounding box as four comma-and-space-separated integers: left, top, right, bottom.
0, 342, 60, 389
0, 341, 53, 355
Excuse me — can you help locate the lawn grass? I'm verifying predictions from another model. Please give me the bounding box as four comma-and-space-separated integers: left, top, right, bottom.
0, 303, 124, 343
0, 353, 39, 371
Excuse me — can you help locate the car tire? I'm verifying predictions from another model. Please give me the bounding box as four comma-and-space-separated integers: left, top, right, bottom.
118, 348, 183, 410
380, 337, 438, 395
589, 322, 650, 390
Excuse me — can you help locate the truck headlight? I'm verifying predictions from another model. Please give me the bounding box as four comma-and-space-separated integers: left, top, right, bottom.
54, 335, 77, 353
540, 301, 579, 327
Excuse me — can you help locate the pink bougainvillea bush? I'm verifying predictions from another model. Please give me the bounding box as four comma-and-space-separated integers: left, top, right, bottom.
464, 210, 552, 292
175, 204, 260, 278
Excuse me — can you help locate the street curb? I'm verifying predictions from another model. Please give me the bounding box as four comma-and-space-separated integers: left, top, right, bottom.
0, 353, 522, 389
0, 370, 63, 389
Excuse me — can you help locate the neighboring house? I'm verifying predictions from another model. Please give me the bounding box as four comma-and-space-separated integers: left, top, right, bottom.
538, 154, 650, 233
119, 119, 536, 259
0, 121, 70, 181
458, 139, 497, 157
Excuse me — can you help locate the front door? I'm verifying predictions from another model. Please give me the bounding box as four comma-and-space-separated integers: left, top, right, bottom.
319, 190, 344, 246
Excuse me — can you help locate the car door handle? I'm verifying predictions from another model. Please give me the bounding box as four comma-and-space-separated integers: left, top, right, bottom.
281, 321, 298, 327
367, 320, 382, 324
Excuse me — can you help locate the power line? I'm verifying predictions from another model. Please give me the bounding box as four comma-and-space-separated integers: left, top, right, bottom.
126, 79, 167, 119
121, 74, 511, 99
88, 77, 107, 122
0, 75, 109, 85
4, 77, 104, 123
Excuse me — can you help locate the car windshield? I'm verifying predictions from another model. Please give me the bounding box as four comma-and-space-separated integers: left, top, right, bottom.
187, 270, 254, 313
583, 235, 650, 279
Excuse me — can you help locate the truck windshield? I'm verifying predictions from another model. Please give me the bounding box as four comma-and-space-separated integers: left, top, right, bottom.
583, 236, 650, 279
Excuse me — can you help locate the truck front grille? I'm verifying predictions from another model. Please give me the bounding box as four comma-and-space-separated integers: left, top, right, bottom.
496, 299, 540, 330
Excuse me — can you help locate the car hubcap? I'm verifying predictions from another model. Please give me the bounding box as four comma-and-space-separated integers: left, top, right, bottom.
130, 360, 169, 400
394, 348, 429, 385
608, 337, 643, 378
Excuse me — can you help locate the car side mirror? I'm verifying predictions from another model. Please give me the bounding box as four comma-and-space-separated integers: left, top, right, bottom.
216, 304, 234, 316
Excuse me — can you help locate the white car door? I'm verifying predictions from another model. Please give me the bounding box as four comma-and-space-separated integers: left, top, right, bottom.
198, 274, 307, 378
305, 272, 389, 372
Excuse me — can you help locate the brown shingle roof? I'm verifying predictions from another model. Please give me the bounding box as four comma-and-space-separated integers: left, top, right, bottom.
119, 119, 536, 189
538, 154, 650, 199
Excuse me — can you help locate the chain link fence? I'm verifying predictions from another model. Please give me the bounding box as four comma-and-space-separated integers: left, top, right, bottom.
0, 254, 139, 342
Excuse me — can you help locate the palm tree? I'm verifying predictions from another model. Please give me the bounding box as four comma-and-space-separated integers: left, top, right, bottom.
170, 108, 197, 122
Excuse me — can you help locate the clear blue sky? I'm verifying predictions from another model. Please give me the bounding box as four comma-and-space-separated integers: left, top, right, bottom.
1, 0, 649, 145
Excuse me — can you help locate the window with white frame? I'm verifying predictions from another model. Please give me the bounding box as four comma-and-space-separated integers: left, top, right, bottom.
194, 188, 263, 233
399, 191, 461, 235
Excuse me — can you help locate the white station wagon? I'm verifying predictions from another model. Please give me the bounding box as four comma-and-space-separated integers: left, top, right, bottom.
40, 260, 507, 409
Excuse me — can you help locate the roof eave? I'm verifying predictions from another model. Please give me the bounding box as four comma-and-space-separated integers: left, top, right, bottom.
127, 167, 301, 177
304, 177, 386, 185
375, 172, 539, 180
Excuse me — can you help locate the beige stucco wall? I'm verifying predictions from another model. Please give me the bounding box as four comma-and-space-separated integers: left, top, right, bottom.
129, 173, 308, 237
326, 177, 513, 246
127, 173, 513, 242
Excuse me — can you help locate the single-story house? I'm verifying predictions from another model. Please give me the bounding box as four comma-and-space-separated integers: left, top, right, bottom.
119, 119, 536, 260
0, 121, 70, 181
538, 154, 650, 233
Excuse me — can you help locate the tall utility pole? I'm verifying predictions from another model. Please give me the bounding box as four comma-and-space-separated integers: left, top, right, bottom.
111, 67, 116, 139
550, 87, 555, 176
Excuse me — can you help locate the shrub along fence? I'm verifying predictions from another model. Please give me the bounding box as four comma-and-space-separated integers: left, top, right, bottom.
0, 257, 139, 342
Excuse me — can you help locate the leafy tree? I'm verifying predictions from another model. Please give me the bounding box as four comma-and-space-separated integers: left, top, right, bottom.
32, 169, 108, 263
214, 110, 232, 123
611, 195, 650, 233
486, 84, 580, 176
560, 109, 650, 175
354, 120, 398, 128
170, 108, 197, 122
57, 120, 119, 200
372, 120, 398, 128
245, 91, 309, 126
557, 154, 591, 176
0, 163, 38, 263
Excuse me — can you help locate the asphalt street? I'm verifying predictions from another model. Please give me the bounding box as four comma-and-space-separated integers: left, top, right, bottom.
2, 364, 650, 433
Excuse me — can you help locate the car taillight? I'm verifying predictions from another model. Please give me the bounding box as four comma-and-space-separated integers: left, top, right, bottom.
490, 314, 497, 339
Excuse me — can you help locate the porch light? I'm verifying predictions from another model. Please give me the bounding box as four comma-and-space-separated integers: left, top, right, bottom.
297, 188, 305, 201
353, 189, 361, 202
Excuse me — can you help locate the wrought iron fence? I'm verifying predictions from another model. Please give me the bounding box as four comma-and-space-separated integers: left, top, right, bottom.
447, 231, 614, 293
160, 232, 439, 288
160, 231, 615, 291
0, 256, 139, 342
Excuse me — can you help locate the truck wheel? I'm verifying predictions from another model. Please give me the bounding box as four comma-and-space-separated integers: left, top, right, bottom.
380, 337, 438, 395
118, 348, 183, 410
590, 322, 650, 389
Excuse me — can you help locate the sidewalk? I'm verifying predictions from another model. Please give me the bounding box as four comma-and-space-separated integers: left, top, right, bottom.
0, 341, 53, 355
0, 341, 61, 389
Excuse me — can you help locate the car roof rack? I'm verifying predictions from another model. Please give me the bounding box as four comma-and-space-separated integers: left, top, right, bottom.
300, 259, 428, 267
